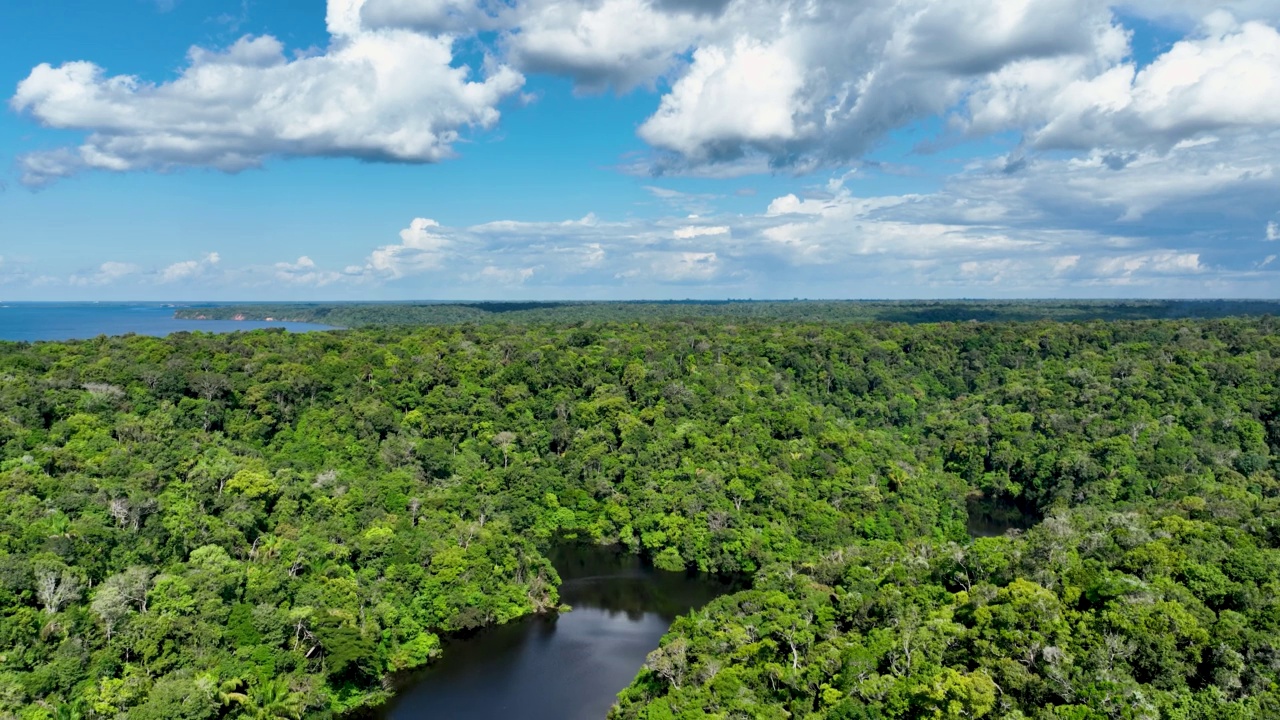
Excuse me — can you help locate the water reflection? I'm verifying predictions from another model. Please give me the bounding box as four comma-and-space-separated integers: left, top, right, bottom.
966, 495, 1038, 537
366, 544, 739, 720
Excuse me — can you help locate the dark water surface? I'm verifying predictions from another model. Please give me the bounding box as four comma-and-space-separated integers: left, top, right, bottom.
966, 495, 1038, 537
368, 545, 740, 720
0, 303, 333, 342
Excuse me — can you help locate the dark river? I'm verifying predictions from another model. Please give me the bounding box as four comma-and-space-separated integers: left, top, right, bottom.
367, 545, 739, 720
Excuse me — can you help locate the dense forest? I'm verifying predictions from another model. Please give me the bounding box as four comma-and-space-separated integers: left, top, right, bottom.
173, 299, 1280, 329
2, 315, 1280, 718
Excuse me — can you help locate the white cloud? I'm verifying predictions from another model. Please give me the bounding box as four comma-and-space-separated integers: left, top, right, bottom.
674, 225, 730, 239
638, 35, 805, 162
399, 218, 451, 250
544, 0, 1280, 181
160, 252, 221, 283
19, 153, 1278, 297
9, 1, 1280, 300
509, 0, 713, 91
1093, 251, 1206, 282
359, 0, 508, 32
15, 0, 1280, 183
274, 256, 344, 286
507, 0, 1133, 172
265, 159, 1250, 295
618, 251, 722, 282
1053, 255, 1082, 274
924, 133, 1280, 231
979, 20, 1280, 153
579, 243, 606, 268
364, 218, 454, 278
69, 261, 142, 287
468, 265, 537, 284
11, 1, 524, 185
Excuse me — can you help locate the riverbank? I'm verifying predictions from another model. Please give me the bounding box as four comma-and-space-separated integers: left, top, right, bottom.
352, 544, 744, 720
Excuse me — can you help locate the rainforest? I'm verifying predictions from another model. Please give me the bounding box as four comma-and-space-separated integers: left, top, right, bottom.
2, 314, 1279, 719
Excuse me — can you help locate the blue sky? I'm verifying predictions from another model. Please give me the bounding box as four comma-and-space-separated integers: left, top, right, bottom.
1, 0, 1278, 300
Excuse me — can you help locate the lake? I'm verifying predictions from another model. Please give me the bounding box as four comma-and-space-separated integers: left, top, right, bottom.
364, 545, 740, 720
0, 303, 333, 342
966, 494, 1037, 538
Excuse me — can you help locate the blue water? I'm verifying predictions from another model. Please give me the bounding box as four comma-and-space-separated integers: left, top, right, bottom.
0, 303, 334, 342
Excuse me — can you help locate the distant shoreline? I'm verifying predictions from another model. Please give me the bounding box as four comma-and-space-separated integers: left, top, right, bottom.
173, 299, 1280, 328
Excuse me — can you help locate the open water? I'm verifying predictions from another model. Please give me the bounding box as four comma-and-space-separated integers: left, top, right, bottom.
0, 303, 333, 342
365, 545, 740, 720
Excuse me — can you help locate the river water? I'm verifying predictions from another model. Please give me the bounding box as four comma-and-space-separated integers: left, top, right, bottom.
0, 303, 332, 342
367, 545, 739, 720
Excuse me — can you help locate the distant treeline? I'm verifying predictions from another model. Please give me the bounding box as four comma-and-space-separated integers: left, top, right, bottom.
175, 299, 1280, 328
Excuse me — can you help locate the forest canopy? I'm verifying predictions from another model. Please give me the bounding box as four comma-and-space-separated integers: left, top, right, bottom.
1, 314, 1279, 718
172, 299, 1280, 329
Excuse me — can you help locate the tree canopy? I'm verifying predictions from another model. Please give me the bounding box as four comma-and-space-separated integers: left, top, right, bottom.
1, 315, 1278, 718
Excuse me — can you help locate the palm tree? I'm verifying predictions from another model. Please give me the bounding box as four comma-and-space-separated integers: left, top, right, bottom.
214, 677, 249, 711
244, 680, 305, 720
195, 673, 249, 715
46, 512, 73, 539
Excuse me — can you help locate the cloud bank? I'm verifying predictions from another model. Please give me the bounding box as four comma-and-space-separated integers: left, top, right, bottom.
6, 0, 1278, 299
13, 0, 1280, 183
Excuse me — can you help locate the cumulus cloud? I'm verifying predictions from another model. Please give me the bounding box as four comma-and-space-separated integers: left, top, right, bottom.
508, 0, 713, 91
160, 252, 221, 283
483, 0, 1134, 171
274, 256, 347, 286
360, 218, 455, 278
14, 0, 1280, 180
674, 225, 730, 239
22, 144, 1277, 297
970, 19, 1280, 153
493, 0, 1280, 175
638, 35, 805, 163
9, 1, 1280, 301
10, 0, 524, 186
978, 138, 1278, 229
1096, 251, 1205, 279
224, 148, 1268, 298
359, 0, 509, 32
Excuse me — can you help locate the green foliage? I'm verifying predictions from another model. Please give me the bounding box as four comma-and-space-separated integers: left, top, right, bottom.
1, 315, 1279, 717
173, 299, 1280, 328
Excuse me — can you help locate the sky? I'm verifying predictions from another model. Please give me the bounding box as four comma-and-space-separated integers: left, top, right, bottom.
1, 0, 1278, 301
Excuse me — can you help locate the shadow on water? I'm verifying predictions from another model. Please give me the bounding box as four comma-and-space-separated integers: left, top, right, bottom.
361, 544, 743, 720
966, 494, 1039, 538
